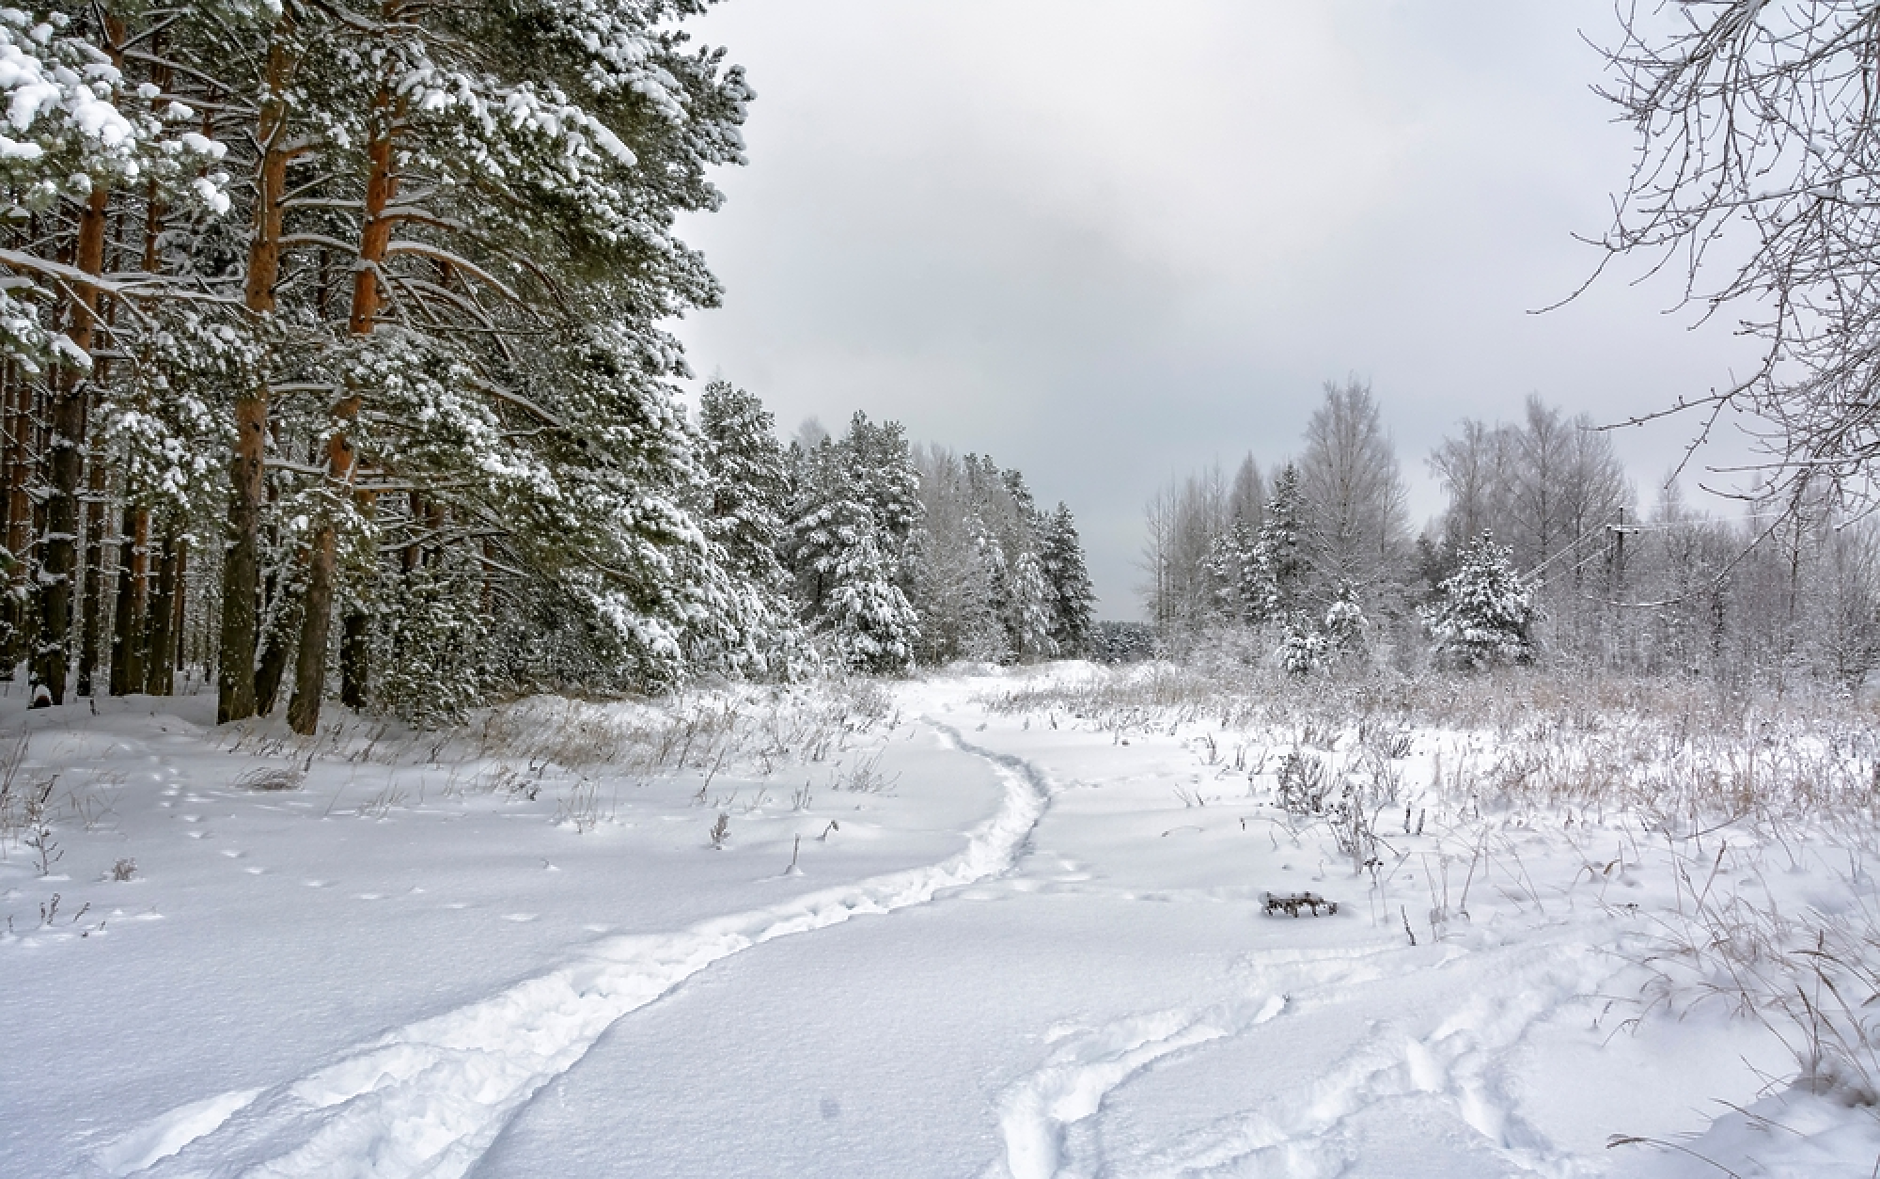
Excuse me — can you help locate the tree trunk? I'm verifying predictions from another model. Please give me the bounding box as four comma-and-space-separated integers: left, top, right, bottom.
340, 609, 368, 709
219, 22, 298, 724
110, 506, 148, 695
0, 361, 25, 676
31, 184, 109, 707
255, 565, 299, 715
77, 423, 106, 696
144, 530, 177, 696
288, 91, 395, 735
285, 527, 336, 734
172, 536, 187, 672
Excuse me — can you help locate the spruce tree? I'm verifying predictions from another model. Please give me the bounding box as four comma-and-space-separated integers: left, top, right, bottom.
1428, 531, 1539, 670
1038, 503, 1096, 656
1003, 548, 1058, 662
1247, 463, 1310, 624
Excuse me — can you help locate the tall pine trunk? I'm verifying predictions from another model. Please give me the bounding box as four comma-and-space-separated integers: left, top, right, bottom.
172, 537, 187, 675
78, 426, 106, 695
255, 559, 299, 714
219, 24, 298, 724
144, 529, 178, 695
0, 362, 26, 676
31, 183, 109, 707
288, 91, 395, 734
110, 506, 148, 695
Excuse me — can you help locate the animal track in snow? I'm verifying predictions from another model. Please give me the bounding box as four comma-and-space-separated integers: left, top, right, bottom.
1109, 942, 1613, 1178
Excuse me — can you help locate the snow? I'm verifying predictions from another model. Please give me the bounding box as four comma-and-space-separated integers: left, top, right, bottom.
3, 667, 1878, 1176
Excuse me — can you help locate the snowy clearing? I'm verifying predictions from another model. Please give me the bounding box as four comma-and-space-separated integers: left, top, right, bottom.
6, 665, 1880, 1177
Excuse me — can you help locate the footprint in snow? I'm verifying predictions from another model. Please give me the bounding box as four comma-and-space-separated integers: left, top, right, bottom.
302, 879, 331, 889
502, 913, 538, 923
221, 850, 244, 859
354, 893, 384, 902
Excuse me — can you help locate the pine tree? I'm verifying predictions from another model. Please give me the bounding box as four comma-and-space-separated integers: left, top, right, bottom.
1428, 531, 1539, 670
787, 438, 874, 616
1247, 464, 1309, 624
1321, 581, 1367, 662
696, 380, 799, 676
842, 412, 920, 578
815, 529, 919, 674
1003, 548, 1057, 662
1204, 516, 1258, 624
1038, 502, 1096, 656
1278, 612, 1327, 675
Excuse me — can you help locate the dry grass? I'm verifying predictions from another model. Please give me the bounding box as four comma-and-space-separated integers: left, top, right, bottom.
988, 661, 1880, 827
999, 658, 1880, 1110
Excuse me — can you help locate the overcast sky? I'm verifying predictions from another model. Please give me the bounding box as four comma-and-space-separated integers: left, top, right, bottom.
668, 0, 1759, 620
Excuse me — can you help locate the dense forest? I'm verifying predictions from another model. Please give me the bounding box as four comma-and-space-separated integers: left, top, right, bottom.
0, 0, 1094, 730
1142, 379, 1880, 690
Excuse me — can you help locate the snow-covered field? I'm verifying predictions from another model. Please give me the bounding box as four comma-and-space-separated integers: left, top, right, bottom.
6, 665, 1880, 1177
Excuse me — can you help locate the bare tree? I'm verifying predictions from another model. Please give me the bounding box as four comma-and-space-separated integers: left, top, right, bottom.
1597, 1, 1880, 508
1297, 379, 1408, 603
1429, 418, 1514, 554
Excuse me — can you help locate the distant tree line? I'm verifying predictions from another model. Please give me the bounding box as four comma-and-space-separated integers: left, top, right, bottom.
1143, 379, 1880, 688
703, 386, 1096, 680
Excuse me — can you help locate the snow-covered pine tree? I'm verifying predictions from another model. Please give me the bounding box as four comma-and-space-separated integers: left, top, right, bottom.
1204, 515, 1258, 624
787, 438, 874, 617
1321, 581, 1367, 663
1003, 548, 1058, 662
1037, 502, 1096, 656
700, 381, 789, 585
245, 0, 755, 729
1278, 612, 1327, 675
1428, 531, 1539, 670
696, 379, 799, 675
1246, 463, 1310, 625
841, 412, 921, 580
814, 529, 919, 675
0, 4, 234, 704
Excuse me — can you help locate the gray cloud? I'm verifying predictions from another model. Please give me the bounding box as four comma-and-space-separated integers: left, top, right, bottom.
672, 0, 1762, 617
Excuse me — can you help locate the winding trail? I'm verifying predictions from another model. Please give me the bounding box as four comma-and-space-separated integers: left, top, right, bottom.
102, 724, 1054, 1179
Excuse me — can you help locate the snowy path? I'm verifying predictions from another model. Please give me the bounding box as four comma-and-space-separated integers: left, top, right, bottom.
99, 723, 1054, 1179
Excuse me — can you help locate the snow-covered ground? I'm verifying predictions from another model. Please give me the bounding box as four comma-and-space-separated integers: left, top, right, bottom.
5, 665, 1880, 1177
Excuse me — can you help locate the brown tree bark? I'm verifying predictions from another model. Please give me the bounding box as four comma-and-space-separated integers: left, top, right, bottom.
0, 362, 25, 676
77, 424, 106, 695
172, 536, 187, 672
144, 529, 177, 695
110, 506, 148, 695
288, 89, 396, 734
30, 182, 110, 706
219, 21, 299, 724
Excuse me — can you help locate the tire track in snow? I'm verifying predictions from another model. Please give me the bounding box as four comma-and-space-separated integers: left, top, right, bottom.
99, 722, 1052, 1179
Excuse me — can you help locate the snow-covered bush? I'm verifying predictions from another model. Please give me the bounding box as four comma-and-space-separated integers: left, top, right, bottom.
1279, 613, 1327, 675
